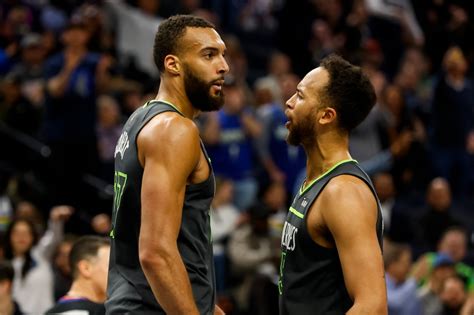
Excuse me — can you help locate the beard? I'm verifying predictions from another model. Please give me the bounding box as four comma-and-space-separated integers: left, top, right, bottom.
183, 64, 225, 112
287, 110, 317, 146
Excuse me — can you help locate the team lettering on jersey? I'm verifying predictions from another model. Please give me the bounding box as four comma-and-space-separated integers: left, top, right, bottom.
281, 221, 298, 251
114, 131, 130, 160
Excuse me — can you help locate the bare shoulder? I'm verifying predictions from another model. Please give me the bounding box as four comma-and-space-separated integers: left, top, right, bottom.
319, 174, 377, 229
321, 175, 374, 202
139, 112, 199, 145
137, 112, 200, 164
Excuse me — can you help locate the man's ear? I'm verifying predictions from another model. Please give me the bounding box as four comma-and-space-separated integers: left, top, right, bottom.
77, 260, 92, 278
318, 107, 337, 125
164, 55, 180, 75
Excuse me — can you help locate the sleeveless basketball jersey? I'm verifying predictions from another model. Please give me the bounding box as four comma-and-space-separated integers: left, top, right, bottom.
106, 101, 216, 315
279, 160, 383, 315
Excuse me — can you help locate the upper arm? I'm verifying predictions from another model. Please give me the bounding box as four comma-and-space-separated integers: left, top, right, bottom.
137, 114, 201, 253
319, 176, 386, 305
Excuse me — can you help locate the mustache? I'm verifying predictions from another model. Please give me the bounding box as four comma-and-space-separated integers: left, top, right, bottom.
211, 77, 225, 85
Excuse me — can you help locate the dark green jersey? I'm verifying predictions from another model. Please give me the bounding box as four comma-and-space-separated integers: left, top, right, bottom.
279, 160, 383, 315
106, 101, 216, 315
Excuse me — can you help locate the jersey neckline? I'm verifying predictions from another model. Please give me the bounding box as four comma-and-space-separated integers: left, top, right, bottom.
299, 159, 358, 196
146, 100, 184, 116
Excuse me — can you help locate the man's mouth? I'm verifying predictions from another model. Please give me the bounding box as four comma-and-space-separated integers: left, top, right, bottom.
211, 80, 224, 92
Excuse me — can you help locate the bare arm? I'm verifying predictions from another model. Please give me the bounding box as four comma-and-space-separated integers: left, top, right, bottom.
46, 66, 75, 98
35, 205, 73, 260
47, 52, 84, 98
137, 114, 201, 315
96, 54, 113, 93
240, 111, 262, 138
318, 175, 387, 315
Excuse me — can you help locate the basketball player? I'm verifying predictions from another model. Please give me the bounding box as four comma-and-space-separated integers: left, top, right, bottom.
279, 55, 387, 315
105, 15, 228, 314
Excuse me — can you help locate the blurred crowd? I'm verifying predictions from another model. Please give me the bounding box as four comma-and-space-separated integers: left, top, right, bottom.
1, 0, 474, 314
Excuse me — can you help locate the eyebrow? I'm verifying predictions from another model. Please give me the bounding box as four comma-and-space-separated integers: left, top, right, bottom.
200, 47, 226, 55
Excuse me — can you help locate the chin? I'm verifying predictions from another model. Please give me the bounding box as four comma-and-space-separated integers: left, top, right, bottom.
287, 128, 305, 146
286, 136, 299, 146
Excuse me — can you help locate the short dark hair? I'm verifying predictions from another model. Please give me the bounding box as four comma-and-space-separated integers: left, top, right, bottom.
383, 241, 410, 268
69, 236, 110, 279
0, 261, 14, 283
153, 15, 215, 73
320, 54, 376, 132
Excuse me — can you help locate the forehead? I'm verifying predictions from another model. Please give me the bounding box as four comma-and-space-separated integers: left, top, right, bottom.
180, 27, 226, 52
99, 245, 111, 258
89, 246, 110, 263
298, 67, 329, 94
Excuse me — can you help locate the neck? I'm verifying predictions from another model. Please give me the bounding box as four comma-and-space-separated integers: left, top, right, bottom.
212, 196, 224, 209
447, 72, 465, 84
302, 129, 352, 186
67, 279, 105, 303
13, 250, 25, 258
0, 296, 14, 315
428, 277, 445, 294
65, 46, 87, 56
155, 76, 199, 119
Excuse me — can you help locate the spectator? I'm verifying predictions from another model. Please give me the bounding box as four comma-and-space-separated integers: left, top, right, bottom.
221, 35, 249, 88
0, 261, 22, 315
210, 177, 240, 293
105, 0, 162, 78
227, 203, 275, 311
14, 200, 45, 236
260, 181, 288, 240
0, 73, 42, 169
46, 236, 110, 314
413, 227, 474, 293
439, 275, 467, 315
416, 178, 461, 252
384, 241, 423, 315
52, 236, 77, 301
42, 20, 111, 207
417, 253, 456, 315
96, 94, 123, 182
90, 213, 111, 237
4, 206, 73, 314
8, 33, 47, 107
365, 0, 424, 77
203, 81, 262, 210
255, 77, 306, 193
373, 172, 414, 243
430, 46, 474, 197
349, 98, 392, 169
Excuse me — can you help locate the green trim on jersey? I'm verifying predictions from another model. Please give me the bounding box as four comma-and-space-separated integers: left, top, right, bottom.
299, 159, 357, 195
289, 207, 304, 219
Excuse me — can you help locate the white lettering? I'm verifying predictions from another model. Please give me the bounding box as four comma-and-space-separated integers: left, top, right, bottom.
281, 221, 298, 251
114, 131, 130, 160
